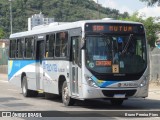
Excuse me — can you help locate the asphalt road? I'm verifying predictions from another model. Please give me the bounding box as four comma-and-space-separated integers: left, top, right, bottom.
0, 74, 160, 120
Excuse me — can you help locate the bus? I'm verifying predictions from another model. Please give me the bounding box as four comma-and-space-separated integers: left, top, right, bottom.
8, 20, 149, 106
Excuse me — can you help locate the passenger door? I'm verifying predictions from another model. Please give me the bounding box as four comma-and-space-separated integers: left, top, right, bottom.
70, 37, 81, 96
36, 40, 45, 90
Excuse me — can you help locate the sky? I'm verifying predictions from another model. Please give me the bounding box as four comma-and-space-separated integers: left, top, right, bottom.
94, 0, 160, 19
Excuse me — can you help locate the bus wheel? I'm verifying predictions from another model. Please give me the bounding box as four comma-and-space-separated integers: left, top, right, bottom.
22, 76, 38, 97
110, 99, 124, 106
62, 81, 75, 106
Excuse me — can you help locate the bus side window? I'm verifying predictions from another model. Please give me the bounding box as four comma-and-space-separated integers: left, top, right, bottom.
55, 31, 68, 57
55, 34, 60, 57
71, 36, 81, 66
9, 40, 16, 58
46, 34, 55, 58
45, 35, 49, 58
25, 37, 34, 59
17, 39, 23, 58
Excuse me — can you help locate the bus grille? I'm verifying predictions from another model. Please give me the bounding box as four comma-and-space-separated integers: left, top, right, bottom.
102, 90, 137, 97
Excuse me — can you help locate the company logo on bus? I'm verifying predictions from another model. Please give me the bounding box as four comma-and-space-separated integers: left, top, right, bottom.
123, 82, 138, 87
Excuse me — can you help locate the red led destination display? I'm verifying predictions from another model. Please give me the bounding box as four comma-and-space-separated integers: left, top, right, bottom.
85, 23, 144, 34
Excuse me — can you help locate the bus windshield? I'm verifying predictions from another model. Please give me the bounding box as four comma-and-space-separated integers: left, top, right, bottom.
85, 35, 147, 74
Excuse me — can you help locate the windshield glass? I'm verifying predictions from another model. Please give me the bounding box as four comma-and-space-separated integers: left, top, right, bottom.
85, 35, 147, 74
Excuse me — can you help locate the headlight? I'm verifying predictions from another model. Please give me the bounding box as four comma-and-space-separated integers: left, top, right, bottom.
140, 80, 146, 87
84, 75, 98, 88
140, 76, 147, 87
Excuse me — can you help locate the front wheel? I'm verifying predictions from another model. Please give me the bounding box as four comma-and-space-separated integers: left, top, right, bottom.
62, 81, 75, 106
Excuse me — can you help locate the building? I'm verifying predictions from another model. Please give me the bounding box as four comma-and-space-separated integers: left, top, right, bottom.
0, 39, 9, 48
28, 12, 54, 31
0, 39, 9, 73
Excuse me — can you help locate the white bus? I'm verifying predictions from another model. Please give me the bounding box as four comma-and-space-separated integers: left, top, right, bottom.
8, 20, 149, 106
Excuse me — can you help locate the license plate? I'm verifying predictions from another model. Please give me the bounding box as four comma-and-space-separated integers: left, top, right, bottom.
113, 94, 125, 98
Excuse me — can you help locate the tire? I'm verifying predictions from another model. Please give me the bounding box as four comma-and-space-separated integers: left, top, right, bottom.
110, 99, 124, 106
22, 76, 38, 97
62, 81, 75, 106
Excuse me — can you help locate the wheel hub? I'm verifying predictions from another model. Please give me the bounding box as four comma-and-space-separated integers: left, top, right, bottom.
63, 87, 69, 102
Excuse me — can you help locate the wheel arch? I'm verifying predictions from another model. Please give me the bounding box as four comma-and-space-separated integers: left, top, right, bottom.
58, 75, 66, 96
21, 72, 26, 88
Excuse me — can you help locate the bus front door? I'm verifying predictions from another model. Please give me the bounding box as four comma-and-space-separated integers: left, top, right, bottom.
71, 37, 81, 96
36, 40, 45, 90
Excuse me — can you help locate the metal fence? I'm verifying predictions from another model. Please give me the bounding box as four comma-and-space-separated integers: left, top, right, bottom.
150, 47, 160, 81
0, 48, 8, 73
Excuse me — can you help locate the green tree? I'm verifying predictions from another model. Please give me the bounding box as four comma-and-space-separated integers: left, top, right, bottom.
0, 28, 5, 39
120, 12, 160, 47
140, 0, 160, 6
143, 17, 160, 47
0, 0, 130, 37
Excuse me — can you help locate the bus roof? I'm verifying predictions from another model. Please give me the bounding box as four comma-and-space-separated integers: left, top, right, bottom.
10, 20, 143, 39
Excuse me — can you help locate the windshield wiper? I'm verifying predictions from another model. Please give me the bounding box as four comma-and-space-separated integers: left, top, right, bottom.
121, 34, 134, 55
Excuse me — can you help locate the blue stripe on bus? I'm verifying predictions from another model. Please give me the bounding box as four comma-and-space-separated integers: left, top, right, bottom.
8, 60, 37, 80
91, 76, 119, 88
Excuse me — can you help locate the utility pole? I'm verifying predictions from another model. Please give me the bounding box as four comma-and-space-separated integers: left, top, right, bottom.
9, 0, 13, 34
97, 0, 100, 19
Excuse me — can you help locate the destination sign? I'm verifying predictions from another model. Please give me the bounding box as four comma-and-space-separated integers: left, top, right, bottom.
109, 26, 133, 32
85, 23, 144, 34
92, 25, 105, 31
96, 60, 112, 66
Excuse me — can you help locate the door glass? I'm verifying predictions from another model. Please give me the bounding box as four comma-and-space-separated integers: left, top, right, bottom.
36, 41, 44, 90
72, 37, 81, 65
71, 37, 81, 94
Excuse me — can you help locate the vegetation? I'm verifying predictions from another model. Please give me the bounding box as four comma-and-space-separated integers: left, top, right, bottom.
0, 28, 5, 39
140, 0, 160, 6
120, 13, 160, 47
0, 0, 129, 37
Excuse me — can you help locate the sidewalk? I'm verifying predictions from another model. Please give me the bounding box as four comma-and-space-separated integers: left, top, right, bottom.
149, 82, 160, 91
0, 73, 7, 81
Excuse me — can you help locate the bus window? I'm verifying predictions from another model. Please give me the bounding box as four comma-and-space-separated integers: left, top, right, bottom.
55, 32, 68, 57
46, 34, 55, 58
9, 40, 16, 58
25, 37, 34, 58
71, 36, 81, 66
17, 39, 24, 58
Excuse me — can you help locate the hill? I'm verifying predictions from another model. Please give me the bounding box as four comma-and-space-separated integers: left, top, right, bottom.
0, 0, 129, 37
